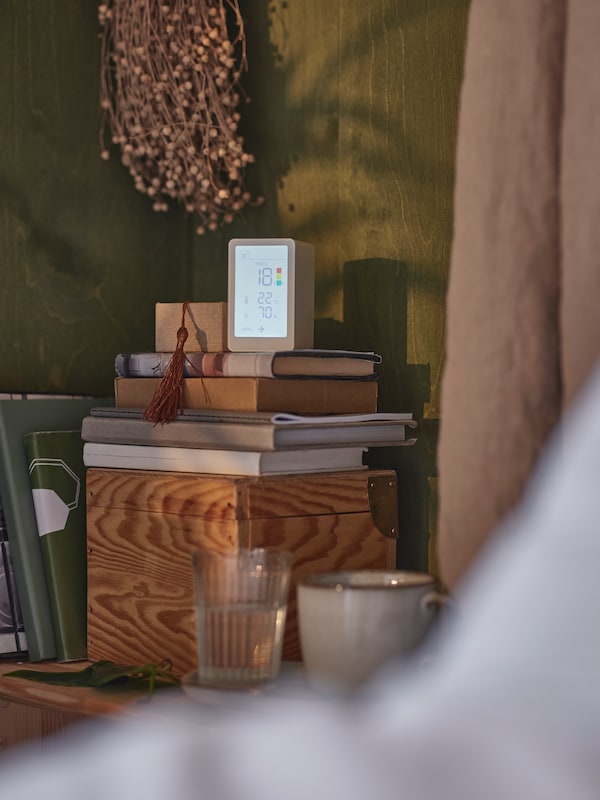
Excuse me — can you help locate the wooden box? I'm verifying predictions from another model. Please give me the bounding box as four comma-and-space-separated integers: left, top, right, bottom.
86, 468, 399, 676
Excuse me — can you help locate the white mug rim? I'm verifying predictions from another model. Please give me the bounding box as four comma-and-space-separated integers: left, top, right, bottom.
300, 570, 435, 591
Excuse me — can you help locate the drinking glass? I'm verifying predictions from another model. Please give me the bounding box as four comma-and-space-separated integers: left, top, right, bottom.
192, 547, 292, 689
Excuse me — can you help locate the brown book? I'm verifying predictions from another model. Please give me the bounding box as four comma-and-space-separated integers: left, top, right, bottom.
114, 377, 378, 414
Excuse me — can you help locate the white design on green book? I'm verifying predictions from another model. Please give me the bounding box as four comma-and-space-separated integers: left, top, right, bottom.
28, 459, 81, 536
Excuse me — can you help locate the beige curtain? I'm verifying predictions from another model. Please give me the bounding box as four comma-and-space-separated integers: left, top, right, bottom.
437, 0, 600, 588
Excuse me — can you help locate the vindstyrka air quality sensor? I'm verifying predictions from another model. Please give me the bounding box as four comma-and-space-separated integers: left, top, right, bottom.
227, 238, 315, 352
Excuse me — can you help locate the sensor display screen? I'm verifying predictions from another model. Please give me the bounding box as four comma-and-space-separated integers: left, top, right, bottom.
233, 244, 289, 339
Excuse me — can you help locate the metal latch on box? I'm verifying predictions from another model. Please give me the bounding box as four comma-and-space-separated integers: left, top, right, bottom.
367, 475, 399, 539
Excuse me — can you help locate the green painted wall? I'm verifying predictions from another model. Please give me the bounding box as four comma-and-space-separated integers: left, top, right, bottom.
0, 2, 192, 396
0, 1, 469, 571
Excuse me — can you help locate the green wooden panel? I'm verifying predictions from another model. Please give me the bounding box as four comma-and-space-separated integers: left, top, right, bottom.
0, 1, 192, 396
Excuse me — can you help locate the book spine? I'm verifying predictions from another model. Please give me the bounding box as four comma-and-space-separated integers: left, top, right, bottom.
24, 431, 88, 662
115, 352, 275, 378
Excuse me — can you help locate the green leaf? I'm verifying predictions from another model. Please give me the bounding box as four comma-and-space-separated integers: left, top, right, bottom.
6, 659, 179, 695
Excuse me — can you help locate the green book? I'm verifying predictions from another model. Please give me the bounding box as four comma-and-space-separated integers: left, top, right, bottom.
0, 398, 111, 661
24, 430, 88, 662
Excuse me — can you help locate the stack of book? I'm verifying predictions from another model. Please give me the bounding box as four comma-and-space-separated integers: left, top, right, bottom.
82, 406, 417, 476
112, 348, 383, 415
82, 336, 417, 477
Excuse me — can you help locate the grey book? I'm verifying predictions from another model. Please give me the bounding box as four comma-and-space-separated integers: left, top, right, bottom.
83, 408, 417, 451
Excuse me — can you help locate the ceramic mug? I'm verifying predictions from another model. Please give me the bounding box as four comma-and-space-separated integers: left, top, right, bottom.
297, 570, 446, 691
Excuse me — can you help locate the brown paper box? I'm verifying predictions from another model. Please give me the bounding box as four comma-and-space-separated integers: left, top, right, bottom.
156, 302, 228, 352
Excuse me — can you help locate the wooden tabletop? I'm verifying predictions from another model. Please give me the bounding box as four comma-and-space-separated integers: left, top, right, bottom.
0, 659, 182, 718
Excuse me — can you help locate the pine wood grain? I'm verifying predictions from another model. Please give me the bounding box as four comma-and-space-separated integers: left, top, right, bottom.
87, 469, 397, 673
87, 468, 242, 520
87, 468, 386, 519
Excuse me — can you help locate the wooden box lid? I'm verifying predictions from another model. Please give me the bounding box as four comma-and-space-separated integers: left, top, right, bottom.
86, 468, 399, 536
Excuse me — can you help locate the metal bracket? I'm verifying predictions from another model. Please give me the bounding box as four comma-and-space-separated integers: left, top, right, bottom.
367, 474, 399, 539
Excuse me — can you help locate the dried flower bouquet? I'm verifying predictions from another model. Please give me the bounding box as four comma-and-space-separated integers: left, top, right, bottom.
98, 0, 261, 233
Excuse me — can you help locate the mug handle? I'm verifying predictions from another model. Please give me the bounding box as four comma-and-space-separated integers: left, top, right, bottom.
421, 590, 450, 613
418, 591, 453, 669
421, 589, 454, 652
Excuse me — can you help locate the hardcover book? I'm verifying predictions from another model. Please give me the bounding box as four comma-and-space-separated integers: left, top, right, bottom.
114, 349, 382, 379
114, 376, 378, 414
83, 442, 367, 476
24, 430, 88, 662
0, 397, 111, 661
82, 409, 417, 451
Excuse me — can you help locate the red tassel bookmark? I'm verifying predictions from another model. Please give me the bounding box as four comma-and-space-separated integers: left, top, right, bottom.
143, 301, 190, 424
